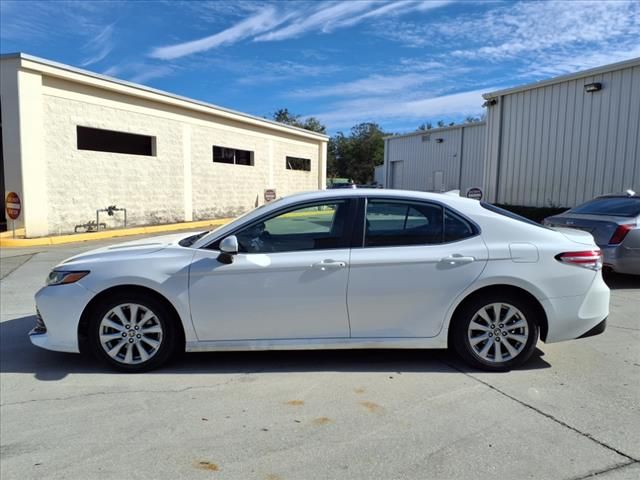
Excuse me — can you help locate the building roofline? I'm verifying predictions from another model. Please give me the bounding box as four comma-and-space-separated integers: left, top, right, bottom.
383, 121, 486, 141
0, 52, 328, 141
483, 56, 640, 99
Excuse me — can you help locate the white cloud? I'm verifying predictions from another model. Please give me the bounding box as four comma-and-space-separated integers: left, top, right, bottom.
290, 73, 434, 98
255, 0, 452, 41
130, 65, 175, 83
521, 45, 640, 78
148, 1, 453, 59
102, 63, 175, 84
149, 6, 287, 59
328, 0, 450, 30
81, 23, 114, 66
254, 1, 375, 41
312, 87, 490, 128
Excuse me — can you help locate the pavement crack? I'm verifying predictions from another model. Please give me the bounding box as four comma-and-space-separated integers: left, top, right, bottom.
443, 360, 638, 463
566, 459, 639, 479
0, 380, 240, 407
609, 324, 640, 332
0, 253, 39, 280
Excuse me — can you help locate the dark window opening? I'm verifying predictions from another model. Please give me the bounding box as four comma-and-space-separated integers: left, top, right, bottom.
444, 209, 476, 242
286, 156, 311, 171
365, 200, 444, 247
77, 126, 155, 156
213, 146, 254, 166
364, 200, 478, 247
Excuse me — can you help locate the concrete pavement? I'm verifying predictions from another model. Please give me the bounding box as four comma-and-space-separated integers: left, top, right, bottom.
1, 237, 638, 479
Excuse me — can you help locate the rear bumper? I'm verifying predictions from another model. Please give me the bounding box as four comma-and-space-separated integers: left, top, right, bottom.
577, 317, 607, 339
543, 273, 610, 343
602, 245, 640, 275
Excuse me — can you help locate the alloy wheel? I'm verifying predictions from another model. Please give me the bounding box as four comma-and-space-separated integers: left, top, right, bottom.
467, 302, 529, 363
98, 303, 164, 365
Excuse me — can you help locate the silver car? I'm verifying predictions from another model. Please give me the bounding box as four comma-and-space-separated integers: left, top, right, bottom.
544, 191, 640, 275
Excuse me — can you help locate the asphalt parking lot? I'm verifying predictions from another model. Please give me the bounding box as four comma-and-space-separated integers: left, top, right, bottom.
1, 235, 639, 480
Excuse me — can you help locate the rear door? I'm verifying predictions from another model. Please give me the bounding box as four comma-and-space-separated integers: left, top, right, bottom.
347, 198, 488, 338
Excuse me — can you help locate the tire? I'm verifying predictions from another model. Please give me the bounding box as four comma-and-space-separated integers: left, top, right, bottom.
451, 292, 539, 371
88, 291, 178, 372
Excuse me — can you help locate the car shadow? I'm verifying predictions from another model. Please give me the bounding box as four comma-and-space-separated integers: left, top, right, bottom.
0, 315, 550, 381
603, 271, 640, 289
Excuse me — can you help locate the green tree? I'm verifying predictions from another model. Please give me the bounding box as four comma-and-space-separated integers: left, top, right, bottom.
417, 122, 433, 131
329, 123, 386, 184
271, 108, 327, 134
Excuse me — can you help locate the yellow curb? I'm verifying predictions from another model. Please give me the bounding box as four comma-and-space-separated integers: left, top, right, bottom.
0, 218, 232, 248
0, 228, 26, 238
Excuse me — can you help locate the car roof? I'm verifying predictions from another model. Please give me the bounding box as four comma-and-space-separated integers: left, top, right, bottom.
277, 188, 480, 208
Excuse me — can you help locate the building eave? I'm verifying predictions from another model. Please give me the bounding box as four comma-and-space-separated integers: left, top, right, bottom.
482, 56, 640, 99
0, 52, 328, 141
383, 121, 486, 141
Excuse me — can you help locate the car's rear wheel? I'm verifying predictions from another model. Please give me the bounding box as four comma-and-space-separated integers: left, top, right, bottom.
88, 292, 177, 372
452, 293, 539, 371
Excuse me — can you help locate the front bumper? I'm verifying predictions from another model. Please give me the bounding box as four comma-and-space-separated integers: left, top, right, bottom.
31, 282, 94, 353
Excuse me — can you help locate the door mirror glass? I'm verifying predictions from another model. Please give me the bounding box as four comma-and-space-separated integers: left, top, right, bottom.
219, 235, 239, 254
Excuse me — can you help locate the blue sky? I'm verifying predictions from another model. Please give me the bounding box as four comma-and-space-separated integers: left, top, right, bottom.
1, 0, 639, 134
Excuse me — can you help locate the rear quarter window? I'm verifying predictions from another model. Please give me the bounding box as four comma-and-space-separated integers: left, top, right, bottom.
480, 202, 548, 228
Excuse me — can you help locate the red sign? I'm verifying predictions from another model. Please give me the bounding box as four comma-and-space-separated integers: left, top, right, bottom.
264, 189, 277, 202
5, 192, 21, 220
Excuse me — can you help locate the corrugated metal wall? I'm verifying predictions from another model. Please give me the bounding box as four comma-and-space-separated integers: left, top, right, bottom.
459, 123, 486, 193
486, 62, 640, 207
384, 123, 486, 193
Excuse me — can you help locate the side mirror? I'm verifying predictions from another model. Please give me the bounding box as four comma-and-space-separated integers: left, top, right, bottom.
217, 235, 238, 264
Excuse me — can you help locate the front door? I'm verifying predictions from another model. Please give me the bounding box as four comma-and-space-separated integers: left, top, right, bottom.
347, 198, 488, 338
189, 199, 355, 341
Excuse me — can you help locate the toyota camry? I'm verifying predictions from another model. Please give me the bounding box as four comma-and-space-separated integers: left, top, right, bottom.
31, 189, 610, 372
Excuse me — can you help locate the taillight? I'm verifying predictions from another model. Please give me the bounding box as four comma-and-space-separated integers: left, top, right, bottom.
555, 250, 602, 270
609, 223, 634, 245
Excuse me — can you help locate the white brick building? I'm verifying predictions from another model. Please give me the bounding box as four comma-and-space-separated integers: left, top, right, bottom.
0, 53, 328, 237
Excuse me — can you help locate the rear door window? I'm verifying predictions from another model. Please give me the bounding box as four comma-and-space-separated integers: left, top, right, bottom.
365, 200, 443, 247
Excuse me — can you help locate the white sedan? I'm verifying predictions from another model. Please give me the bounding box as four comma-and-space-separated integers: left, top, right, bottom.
31, 189, 610, 372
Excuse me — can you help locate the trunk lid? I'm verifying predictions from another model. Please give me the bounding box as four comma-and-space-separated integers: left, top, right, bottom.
551, 227, 598, 246
545, 213, 631, 246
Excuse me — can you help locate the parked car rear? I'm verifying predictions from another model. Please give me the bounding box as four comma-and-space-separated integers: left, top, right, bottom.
544, 191, 640, 275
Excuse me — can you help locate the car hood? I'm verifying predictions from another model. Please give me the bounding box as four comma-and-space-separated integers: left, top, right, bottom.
58, 232, 199, 267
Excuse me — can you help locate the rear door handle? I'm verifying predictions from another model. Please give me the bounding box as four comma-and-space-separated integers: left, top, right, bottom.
440, 255, 475, 265
312, 260, 347, 270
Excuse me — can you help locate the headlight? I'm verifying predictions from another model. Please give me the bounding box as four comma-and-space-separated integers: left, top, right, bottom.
46, 270, 90, 286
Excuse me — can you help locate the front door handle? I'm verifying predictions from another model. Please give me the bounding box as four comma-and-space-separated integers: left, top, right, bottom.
312, 260, 347, 271
440, 255, 475, 265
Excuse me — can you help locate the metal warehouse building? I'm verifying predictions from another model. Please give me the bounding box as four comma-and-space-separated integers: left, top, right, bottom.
384, 57, 640, 208
0, 53, 328, 237
383, 121, 486, 194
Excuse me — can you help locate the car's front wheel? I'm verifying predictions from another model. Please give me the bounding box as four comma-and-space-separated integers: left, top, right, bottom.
451, 293, 539, 371
88, 292, 178, 372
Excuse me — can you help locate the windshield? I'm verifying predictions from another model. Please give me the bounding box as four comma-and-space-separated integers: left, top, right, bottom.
569, 197, 640, 217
